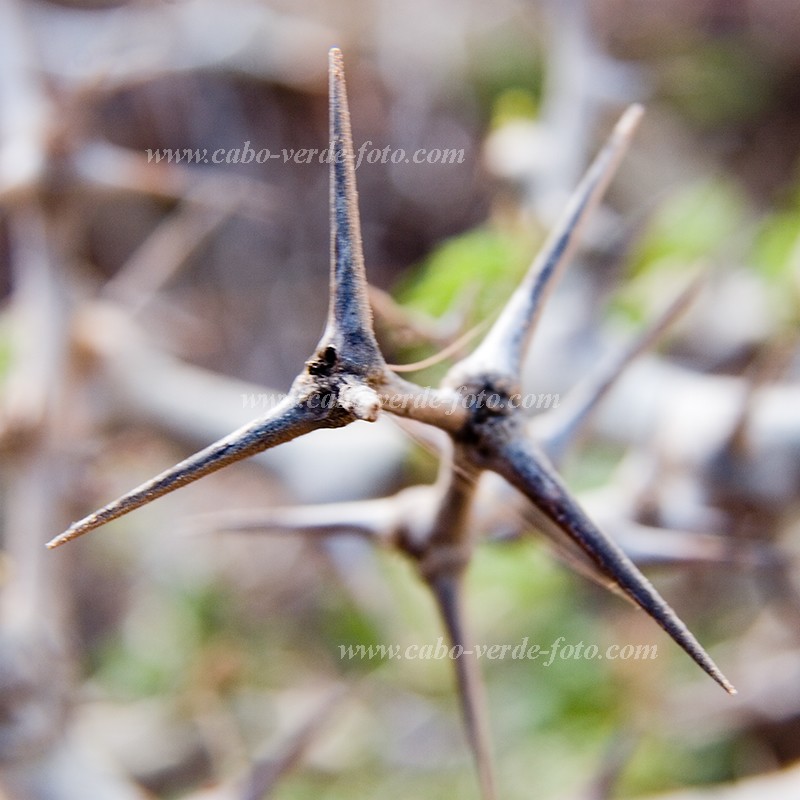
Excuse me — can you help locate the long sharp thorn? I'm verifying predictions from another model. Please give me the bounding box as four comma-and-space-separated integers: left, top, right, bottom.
241, 686, 347, 800
46, 398, 319, 549
326, 48, 381, 363
538, 275, 703, 465
428, 572, 497, 800
190, 496, 403, 544
489, 437, 736, 694
462, 105, 643, 382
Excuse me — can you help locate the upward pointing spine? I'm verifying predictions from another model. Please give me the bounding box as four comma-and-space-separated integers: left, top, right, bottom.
326, 48, 381, 364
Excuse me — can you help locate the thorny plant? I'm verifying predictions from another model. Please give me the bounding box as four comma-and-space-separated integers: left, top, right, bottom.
48, 49, 736, 800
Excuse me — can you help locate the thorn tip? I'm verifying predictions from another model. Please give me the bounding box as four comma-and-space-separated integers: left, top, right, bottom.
329, 47, 344, 75
46, 532, 70, 549
617, 103, 644, 137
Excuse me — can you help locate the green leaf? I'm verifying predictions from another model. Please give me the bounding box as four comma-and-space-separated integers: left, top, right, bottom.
629, 178, 746, 276
396, 226, 533, 320
662, 41, 774, 127
752, 210, 800, 282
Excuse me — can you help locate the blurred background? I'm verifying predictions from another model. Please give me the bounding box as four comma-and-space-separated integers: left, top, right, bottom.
1, 0, 799, 797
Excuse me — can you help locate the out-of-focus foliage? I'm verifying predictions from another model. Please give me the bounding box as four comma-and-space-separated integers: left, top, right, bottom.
660, 41, 775, 128
628, 179, 746, 278
397, 226, 532, 319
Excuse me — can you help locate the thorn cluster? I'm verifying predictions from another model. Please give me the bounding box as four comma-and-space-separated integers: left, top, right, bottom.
47, 47, 736, 800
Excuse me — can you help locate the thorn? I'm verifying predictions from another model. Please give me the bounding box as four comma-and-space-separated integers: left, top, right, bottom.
240, 684, 349, 800
187, 494, 406, 544
616, 103, 644, 139
488, 436, 736, 695
325, 47, 382, 368
428, 571, 497, 800
538, 274, 703, 465
726, 331, 797, 457
453, 104, 643, 384
46, 398, 319, 548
